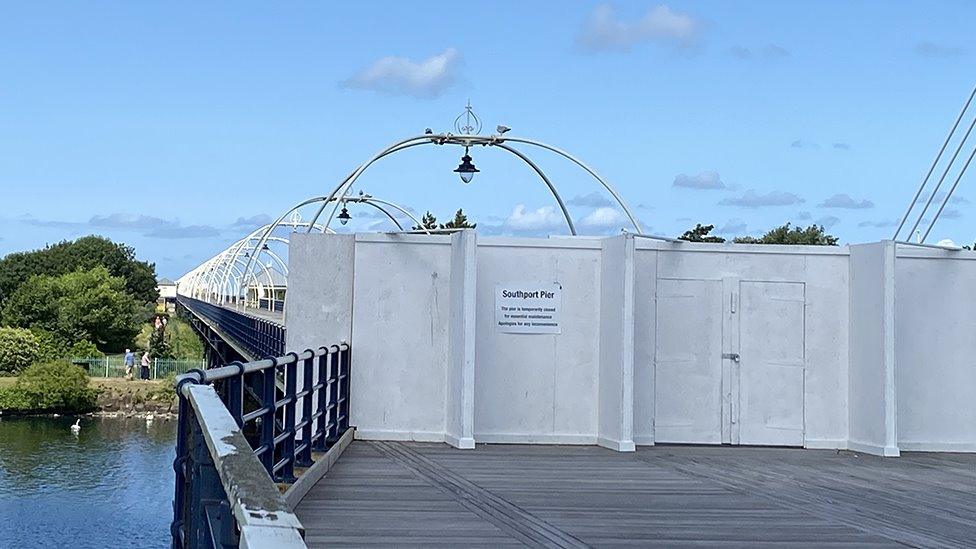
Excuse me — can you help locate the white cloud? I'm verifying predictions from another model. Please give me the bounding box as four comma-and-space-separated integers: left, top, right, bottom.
579, 207, 628, 229
673, 170, 725, 190
915, 42, 965, 58
715, 219, 747, 234
815, 215, 841, 229
730, 44, 790, 60
577, 4, 697, 52
719, 190, 805, 208
818, 193, 874, 209
504, 204, 565, 233
568, 191, 614, 208
341, 48, 460, 99
858, 219, 898, 228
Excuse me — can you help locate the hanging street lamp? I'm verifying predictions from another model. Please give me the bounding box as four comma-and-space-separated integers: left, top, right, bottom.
337, 206, 351, 225
454, 148, 479, 184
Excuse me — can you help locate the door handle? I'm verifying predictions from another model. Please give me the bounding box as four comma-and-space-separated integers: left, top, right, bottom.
722, 353, 740, 362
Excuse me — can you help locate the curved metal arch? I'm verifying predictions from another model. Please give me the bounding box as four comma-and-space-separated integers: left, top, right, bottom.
495, 136, 642, 234
217, 234, 292, 301
223, 220, 327, 306
306, 133, 640, 239
242, 192, 427, 300
492, 142, 577, 236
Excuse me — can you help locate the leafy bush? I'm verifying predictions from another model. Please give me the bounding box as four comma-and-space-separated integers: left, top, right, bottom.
68, 340, 103, 358
0, 327, 40, 374
1, 361, 99, 413
30, 328, 70, 362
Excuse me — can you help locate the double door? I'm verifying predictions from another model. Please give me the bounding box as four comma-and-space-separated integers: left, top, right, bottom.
654, 278, 805, 446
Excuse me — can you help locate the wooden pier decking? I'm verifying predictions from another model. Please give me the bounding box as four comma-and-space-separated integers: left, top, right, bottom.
294, 441, 976, 548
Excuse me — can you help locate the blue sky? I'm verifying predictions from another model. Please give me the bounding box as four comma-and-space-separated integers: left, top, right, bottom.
1, 1, 974, 277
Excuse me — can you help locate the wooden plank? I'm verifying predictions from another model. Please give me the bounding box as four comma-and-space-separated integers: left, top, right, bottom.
296, 442, 976, 547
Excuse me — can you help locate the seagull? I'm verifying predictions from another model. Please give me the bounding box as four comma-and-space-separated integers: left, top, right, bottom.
496, 125, 511, 135
146, 413, 155, 425
70, 419, 81, 433
424, 128, 433, 134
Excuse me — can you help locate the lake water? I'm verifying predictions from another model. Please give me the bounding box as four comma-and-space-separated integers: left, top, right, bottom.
0, 415, 176, 549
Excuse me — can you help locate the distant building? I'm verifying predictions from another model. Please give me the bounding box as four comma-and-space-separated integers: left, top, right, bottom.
157, 277, 177, 312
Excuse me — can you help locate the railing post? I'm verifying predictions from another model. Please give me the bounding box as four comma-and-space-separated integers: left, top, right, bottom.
297, 351, 315, 466
312, 350, 329, 452
280, 352, 299, 483
171, 390, 191, 548
338, 345, 351, 432
226, 362, 244, 428
327, 345, 341, 445
260, 361, 276, 475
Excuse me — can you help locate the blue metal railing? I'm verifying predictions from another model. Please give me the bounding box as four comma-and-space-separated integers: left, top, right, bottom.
172, 344, 351, 548
178, 296, 286, 359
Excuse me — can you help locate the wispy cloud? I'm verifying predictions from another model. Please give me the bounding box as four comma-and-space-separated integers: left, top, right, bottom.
341, 48, 461, 99
858, 218, 899, 228
819, 193, 874, 209
791, 139, 820, 150
729, 44, 790, 60
719, 190, 805, 208
577, 4, 698, 52
797, 211, 812, 220
229, 214, 273, 231
568, 191, 614, 208
715, 219, 747, 234
915, 42, 965, 58
914, 190, 969, 205
503, 204, 566, 234
578, 207, 628, 230
21, 213, 221, 239
832, 142, 851, 151
816, 216, 841, 229
673, 170, 725, 190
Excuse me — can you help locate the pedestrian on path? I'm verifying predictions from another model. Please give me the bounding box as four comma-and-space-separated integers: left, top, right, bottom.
124, 349, 134, 380
140, 352, 151, 380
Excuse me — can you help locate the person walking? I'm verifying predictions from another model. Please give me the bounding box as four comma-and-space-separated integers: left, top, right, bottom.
140, 351, 151, 381
124, 349, 134, 380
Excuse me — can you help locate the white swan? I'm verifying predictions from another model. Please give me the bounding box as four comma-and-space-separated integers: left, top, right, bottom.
70, 419, 81, 433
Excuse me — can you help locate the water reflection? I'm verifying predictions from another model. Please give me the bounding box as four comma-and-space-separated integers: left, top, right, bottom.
0, 416, 176, 548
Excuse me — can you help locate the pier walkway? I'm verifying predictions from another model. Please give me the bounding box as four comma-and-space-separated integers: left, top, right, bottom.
295, 442, 976, 548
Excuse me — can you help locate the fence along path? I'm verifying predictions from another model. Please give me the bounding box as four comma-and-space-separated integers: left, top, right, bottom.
70, 356, 204, 379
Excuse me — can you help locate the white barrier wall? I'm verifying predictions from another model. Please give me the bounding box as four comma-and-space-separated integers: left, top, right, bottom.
895, 247, 976, 452
848, 242, 899, 456
634, 242, 851, 449
473, 238, 604, 445
286, 232, 976, 455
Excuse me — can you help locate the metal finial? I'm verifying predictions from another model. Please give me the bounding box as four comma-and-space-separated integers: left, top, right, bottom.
454, 100, 482, 135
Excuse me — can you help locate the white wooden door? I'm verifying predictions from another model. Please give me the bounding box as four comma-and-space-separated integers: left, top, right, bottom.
735, 281, 806, 446
654, 278, 724, 444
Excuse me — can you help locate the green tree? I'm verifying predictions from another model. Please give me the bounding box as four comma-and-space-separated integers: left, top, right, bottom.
440, 209, 476, 229
136, 318, 202, 360
1, 267, 141, 353
0, 235, 158, 307
733, 223, 838, 246
0, 327, 40, 374
148, 326, 174, 359
412, 211, 438, 231
678, 223, 726, 243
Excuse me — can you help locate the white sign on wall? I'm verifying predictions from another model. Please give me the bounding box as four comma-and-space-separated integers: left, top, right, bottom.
495, 283, 562, 334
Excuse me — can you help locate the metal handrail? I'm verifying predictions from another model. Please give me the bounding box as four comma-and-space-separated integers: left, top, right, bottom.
172, 342, 352, 548
179, 296, 286, 360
